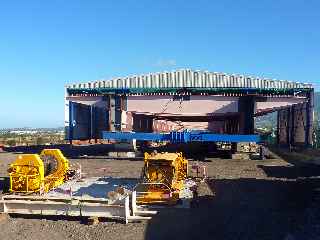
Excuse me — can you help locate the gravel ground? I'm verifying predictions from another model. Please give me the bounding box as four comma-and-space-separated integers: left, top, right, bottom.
1, 149, 320, 240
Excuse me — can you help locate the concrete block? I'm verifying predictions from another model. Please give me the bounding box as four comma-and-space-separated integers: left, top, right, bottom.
108, 151, 137, 158
232, 153, 250, 160
0, 213, 8, 223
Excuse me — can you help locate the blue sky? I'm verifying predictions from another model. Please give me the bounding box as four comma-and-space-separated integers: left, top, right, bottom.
0, 0, 319, 128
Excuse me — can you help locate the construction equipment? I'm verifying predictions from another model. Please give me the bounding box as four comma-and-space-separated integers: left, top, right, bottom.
135, 152, 188, 205
8, 149, 70, 193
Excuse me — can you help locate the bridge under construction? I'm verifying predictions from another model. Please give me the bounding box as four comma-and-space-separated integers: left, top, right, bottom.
65, 69, 314, 148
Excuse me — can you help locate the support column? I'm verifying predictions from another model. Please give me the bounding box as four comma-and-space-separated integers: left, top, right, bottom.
238, 96, 255, 134
277, 110, 280, 145
277, 108, 290, 146
68, 101, 74, 144
287, 107, 291, 145
109, 95, 126, 131
290, 105, 295, 146
277, 90, 314, 149
305, 90, 314, 147
292, 100, 313, 147
109, 95, 117, 131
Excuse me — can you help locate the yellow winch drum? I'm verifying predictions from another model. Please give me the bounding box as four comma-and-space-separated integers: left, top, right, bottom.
8, 149, 69, 193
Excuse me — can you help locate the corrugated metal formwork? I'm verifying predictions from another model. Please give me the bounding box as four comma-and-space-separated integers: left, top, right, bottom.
67, 69, 313, 91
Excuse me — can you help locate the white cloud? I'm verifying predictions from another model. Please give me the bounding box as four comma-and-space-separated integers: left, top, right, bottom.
153, 59, 176, 67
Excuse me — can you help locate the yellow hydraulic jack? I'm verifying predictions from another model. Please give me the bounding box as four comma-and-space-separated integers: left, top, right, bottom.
8, 149, 69, 193
135, 152, 188, 205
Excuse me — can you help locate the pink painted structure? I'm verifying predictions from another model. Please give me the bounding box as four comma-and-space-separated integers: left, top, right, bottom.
126, 95, 238, 115
65, 95, 309, 134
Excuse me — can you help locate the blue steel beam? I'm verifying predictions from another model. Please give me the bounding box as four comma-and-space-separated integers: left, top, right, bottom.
102, 131, 260, 143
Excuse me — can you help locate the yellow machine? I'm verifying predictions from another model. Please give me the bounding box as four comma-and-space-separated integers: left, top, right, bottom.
135, 152, 188, 205
8, 149, 69, 193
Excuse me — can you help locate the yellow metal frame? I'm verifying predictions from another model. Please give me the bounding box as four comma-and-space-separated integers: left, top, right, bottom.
41, 149, 69, 192
8, 154, 44, 193
135, 152, 188, 204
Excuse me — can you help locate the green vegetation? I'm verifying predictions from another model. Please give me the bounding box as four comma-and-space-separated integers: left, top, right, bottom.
0, 128, 66, 146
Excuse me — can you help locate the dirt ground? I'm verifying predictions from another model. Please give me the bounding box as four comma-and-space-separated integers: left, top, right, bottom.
1, 146, 320, 240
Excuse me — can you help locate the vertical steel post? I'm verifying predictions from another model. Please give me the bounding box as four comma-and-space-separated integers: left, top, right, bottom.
90, 105, 94, 140
109, 95, 116, 131
305, 90, 314, 147
277, 110, 280, 145
290, 105, 295, 146
286, 107, 290, 146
